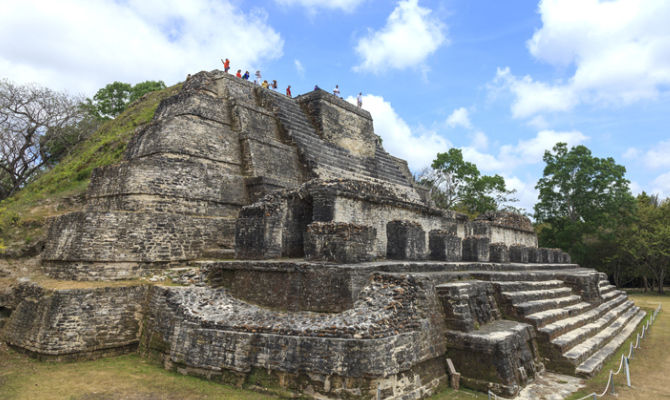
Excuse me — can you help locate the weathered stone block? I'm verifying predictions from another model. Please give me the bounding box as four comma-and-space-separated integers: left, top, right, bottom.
429, 229, 462, 261
304, 222, 376, 263
489, 243, 510, 263
539, 248, 555, 263
436, 281, 501, 332
509, 245, 529, 263
4, 283, 146, 360
445, 320, 538, 397
297, 90, 376, 158
560, 251, 572, 264
527, 247, 539, 263
386, 220, 426, 260
235, 201, 285, 260
462, 236, 490, 262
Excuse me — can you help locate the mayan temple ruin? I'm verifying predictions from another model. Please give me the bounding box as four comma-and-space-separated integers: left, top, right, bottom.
1, 70, 646, 399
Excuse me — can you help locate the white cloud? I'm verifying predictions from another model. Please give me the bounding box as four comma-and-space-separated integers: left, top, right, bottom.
354, 0, 447, 73
651, 171, 670, 198
501, 175, 538, 215
644, 140, 670, 169
446, 107, 472, 129
451, 129, 588, 178
629, 180, 643, 195
0, 0, 283, 95
494, 67, 578, 118
294, 59, 305, 76
527, 115, 549, 130
461, 146, 506, 172
622, 147, 640, 160
347, 94, 449, 170
496, 0, 670, 117
499, 130, 589, 166
274, 0, 365, 12
470, 131, 489, 151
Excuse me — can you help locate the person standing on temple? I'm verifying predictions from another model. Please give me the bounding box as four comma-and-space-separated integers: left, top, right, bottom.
255, 70, 262, 85
236, 69, 242, 78
333, 84, 340, 96
272, 80, 278, 90
357, 92, 363, 108
222, 58, 230, 73
242, 71, 250, 80
286, 85, 292, 98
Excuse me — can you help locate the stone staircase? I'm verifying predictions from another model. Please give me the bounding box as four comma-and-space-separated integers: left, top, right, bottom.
495, 277, 646, 377
259, 89, 416, 189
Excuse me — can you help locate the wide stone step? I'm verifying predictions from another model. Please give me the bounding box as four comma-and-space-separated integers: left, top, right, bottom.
601, 289, 623, 302
495, 280, 565, 292
539, 293, 628, 340
516, 295, 582, 315
576, 309, 647, 377
526, 302, 593, 328
551, 300, 633, 352
503, 287, 573, 304
563, 305, 641, 366
599, 285, 616, 296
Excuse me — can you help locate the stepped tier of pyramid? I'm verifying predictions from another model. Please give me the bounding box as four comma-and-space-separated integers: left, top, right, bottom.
1, 70, 645, 399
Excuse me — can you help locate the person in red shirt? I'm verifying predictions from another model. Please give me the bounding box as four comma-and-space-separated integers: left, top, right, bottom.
286, 85, 292, 97
221, 58, 230, 73
236, 69, 242, 78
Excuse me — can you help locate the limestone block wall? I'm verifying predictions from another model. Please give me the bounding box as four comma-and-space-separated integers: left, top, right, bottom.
41, 70, 431, 278
87, 155, 247, 215
3, 283, 146, 359
234, 179, 541, 262
140, 273, 449, 399
297, 90, 376, 157
332, 196, 458, 257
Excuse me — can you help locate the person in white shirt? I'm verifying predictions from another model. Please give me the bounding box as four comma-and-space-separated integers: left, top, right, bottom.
357, 92, 363, 108
333, 85, 340, 96
255, 70, 262, 85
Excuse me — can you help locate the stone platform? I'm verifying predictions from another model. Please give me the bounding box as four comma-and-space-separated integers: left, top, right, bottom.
1, 261, 645, 398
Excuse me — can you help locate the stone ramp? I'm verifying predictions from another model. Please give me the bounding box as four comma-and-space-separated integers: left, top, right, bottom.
495, 276, 645, 376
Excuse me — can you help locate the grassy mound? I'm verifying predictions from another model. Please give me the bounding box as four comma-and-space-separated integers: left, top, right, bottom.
0, 84, 182, 255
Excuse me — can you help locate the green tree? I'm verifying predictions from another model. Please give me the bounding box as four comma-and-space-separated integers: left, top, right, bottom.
420, 148, 517, 215
88, 80, 166, 119
534, 143, 635, 267
622, 193, 670, 293
129, 80, 166, 103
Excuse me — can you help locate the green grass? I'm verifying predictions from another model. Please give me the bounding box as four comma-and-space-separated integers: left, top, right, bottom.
0, 84, 181, 254
564, 292, 669, 400
0, 293, 666, 399
0, 346, 278, 400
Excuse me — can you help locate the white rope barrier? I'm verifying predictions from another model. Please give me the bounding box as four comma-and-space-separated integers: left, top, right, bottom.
574, 303, 662, 400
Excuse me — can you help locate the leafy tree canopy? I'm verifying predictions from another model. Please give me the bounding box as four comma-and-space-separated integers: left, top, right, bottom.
87, 80, 166, 119
419, 148, 517, 215
534, 142, 635, 265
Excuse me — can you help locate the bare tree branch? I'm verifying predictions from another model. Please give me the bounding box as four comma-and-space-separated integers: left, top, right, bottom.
0, 79, 89, 199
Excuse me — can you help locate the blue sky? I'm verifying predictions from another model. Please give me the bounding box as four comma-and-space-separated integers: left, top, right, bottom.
2, 0, 669, 213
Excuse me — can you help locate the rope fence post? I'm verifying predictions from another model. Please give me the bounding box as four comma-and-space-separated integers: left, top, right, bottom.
625, 356, 631, 387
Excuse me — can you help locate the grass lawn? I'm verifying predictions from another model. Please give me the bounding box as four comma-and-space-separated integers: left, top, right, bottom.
565, 291, 670, 400
0, 293, 667, 400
